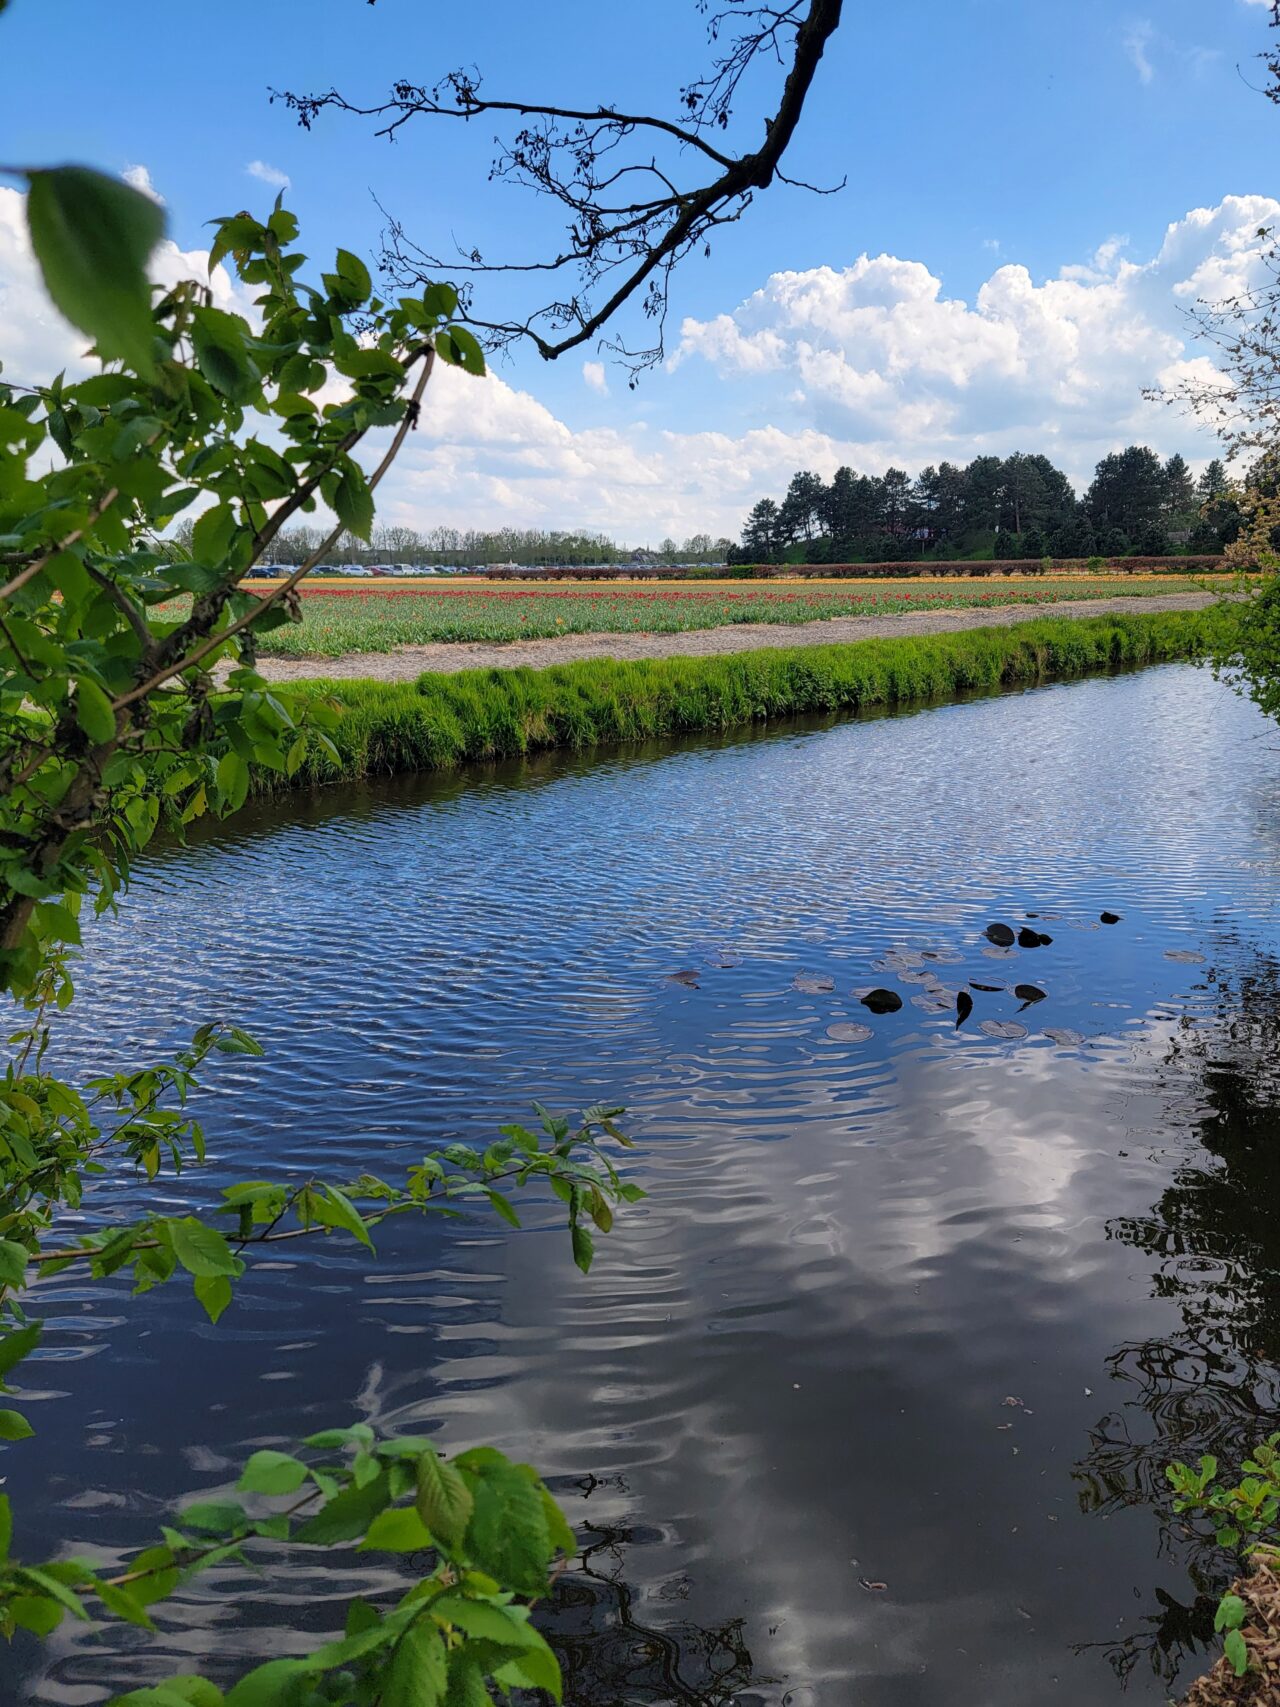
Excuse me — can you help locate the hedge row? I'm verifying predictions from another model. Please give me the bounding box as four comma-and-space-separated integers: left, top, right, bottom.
271, 608, 1234, 790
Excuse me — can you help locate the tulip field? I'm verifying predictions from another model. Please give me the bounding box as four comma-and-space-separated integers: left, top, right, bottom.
235, 573, 1215, 657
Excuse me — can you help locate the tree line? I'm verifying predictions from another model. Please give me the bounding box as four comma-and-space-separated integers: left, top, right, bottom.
733, 448, 1246, 564
166, 520, 738, 567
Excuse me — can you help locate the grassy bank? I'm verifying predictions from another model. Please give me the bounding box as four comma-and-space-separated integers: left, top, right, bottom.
277, 608, 1235, 789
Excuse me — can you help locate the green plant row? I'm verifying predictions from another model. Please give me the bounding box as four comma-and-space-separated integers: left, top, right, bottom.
270, 608, 1238, 789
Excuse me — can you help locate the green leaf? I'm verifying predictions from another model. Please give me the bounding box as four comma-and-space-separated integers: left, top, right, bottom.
436, 326, 486, 378
216, 750, 251, 813
25, 167, 164, 375
0, 1409, 34, 1441
0, 1321, 42, 1379
382, 1621, 448, 1707
192, 504, 238, 565
570, 1221, 594, 1275
294, 1469, 391, 1544
358, 1504, 433, 1553
429, 1595, 539, 1649
442, 1655, 491, 1707
318, 1184, 374, 1250
456, 1456, 552, 1595
415, 1452, 473, 1551
1225, 1627, 1249, 1677
166, 1217, 242, 1279
335, 249, 373, 300
191, 308, 258, 404
333, 460, 373, 542
0, 1239, 28, 1289
238, 1450, 309, 1496
179, 1499, 246, 1534
75, 677, 117, 744
1216, 1593, 1248, 1632
224, 1657, 308, 1707
193, 1274, 233, 1324
96, 1577, 156, 1629
112, 1679, 223, 1707
9, 1594, 63, 1637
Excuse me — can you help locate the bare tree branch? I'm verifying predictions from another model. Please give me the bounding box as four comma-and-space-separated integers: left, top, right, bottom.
273, 0, 844, 380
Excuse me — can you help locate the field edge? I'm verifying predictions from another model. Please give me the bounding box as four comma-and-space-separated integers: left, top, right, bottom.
260, 608, 1239, 793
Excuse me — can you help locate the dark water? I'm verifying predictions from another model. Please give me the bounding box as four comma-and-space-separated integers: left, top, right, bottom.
11, 664, 1280, 1706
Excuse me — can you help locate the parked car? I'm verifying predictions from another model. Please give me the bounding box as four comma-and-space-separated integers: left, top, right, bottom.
246, 564, 276, 578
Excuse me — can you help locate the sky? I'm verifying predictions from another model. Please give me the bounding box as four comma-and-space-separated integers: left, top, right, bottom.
1, 0, 1276, 543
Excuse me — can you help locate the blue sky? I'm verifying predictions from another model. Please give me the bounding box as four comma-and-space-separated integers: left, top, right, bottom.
2, 0, 1275, 540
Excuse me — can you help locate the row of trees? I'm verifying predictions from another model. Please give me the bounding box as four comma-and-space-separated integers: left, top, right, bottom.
168, 521, 737, 567
736, 448, 1243, 563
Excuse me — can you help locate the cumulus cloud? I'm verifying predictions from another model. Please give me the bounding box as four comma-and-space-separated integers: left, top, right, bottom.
673, 193, 1280, 493
0, 174, 1272, 540
582, 360, 609, 396
0, 178, 256, 386
122, 165, 165, 205
246, 159, 291, 191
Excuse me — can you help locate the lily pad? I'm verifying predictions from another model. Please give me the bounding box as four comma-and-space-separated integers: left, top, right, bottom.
984, 923, 1016, 947
666, 970, 700, 988
1163, 949, 1206, 965
826, 1022, 874, 1043
969, 981, 1004, 992
860, 988, 903, 1015
1100, 912, 1122, 925
982, 946, 1014, 960
980, 1019, 1029, 1040
1017, 927, 1045, 948
794, 973, 835, 993
1043, 1027, 1085, 1047
1013, 984, 1046, 1005
955, 990, 974, 1028
911, 993, 954, 1013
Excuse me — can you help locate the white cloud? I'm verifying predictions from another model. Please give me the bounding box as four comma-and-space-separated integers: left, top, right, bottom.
1124, 19, 1156, 82
0, 177, 256, 386
1, 174, 1272, 542
246, 160, 291, 191
673, 193, 1280, 496
582, 360, 609, 396
122, 165, 165, 205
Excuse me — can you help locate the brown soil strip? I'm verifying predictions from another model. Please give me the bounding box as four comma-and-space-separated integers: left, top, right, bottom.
251, 592, 1217, 683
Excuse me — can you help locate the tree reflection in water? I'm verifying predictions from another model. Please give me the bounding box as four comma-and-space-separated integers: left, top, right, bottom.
1074, 945, 1280, 1688
541, 1477, 768, 1706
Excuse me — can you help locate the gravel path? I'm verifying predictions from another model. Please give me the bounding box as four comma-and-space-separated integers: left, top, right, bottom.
252, 591, 1218, 682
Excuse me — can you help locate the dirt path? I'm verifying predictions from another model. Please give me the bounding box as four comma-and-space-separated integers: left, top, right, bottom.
252, 591, 1218, 682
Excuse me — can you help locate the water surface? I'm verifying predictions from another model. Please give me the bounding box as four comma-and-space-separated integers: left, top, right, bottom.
13, 663, 1280, 1705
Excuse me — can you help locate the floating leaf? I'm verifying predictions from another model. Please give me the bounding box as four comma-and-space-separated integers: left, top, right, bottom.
1043, 1028, 1085, 1047
969, 981, 1004, 992
984, 923, 1016, 947
859, 987, 903, 1014
793, 973, 834, 994
982, 946, 1013, 960
1014, 984, 1047, 1005
1100, 912, 1122, 925
666, 969, 700, 988
955, 990, 973, 1028
825, 1022, 873, 1043
980, 1020, 1028, 1040
1017, 927, 1045, 949
1164, 949, 1206, 964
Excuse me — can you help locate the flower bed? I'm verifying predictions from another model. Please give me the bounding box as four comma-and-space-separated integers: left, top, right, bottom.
233, 575, 1213, 656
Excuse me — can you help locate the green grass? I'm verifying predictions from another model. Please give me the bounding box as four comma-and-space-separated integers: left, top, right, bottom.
266, 608, 1235, 791
243, 575, 1213, 655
